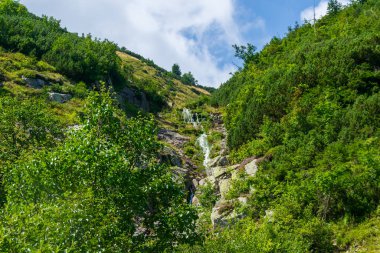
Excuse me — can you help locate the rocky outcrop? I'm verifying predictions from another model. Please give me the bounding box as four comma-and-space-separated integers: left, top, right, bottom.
159, 146, 183, 167
118, 86, 150, 111
194, 156, 264, 228
48, 92, 72, 103
208, 155, 229, 168
22, 76, 48, 89
210, 113, 229, 156
158, 129, 190, 149
210, 199, 247, 228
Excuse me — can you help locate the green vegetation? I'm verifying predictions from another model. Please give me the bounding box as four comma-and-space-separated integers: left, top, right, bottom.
1, 0, 379, 251
0, 0, 118, 83
203, 0, 380, 251
0, 1, 210, 251
0, 87, 199, 252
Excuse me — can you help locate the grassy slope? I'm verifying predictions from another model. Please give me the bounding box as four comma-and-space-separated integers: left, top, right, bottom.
0, 48, 209, 127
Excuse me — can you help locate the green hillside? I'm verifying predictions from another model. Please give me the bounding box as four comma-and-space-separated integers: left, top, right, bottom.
0, 1, 208, 251
193, 0, 380, 252
1, 0, 380, 252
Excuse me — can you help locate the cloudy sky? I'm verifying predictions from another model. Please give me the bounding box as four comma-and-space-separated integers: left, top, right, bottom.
20, 0, 350, 87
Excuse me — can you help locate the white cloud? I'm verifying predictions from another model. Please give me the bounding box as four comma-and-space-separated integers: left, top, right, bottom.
20, 0, 262, 87
300, 0, 350, 22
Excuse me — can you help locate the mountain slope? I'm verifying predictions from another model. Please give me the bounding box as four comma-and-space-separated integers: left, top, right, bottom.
188, 0, 380, 252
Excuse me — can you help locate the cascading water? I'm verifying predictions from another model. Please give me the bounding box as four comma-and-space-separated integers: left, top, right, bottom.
182, 108, 200, 127
182, 108, 193, 123
182, 108, 211, 175
197, 133, 211, 175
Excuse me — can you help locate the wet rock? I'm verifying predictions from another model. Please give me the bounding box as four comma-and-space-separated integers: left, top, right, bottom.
158, 129, 190, 148
208, 155, 229, 168
48, 92, 72, 103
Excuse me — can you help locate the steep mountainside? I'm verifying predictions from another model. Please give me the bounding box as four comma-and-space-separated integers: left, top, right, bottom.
185, 0, 380, 252
1, 0, 380, 252
0, 1, 209, 251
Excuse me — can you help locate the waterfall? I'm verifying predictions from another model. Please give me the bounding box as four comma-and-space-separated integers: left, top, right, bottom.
182, 108, 200, 127
182, 108, 211, 174
182, 108, 193, 123
197, 133, 211, 175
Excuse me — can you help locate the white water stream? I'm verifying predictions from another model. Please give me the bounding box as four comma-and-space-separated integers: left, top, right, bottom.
182, 108, 211, 175
197, 133, 211, 173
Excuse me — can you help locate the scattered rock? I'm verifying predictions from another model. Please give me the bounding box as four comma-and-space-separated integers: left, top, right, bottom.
170, 166, 188, 181
244, 159, 258, 176
158, 129, 190, 148
192, 179, 199, 189
238, 156, 256, 170
203, 176, 216, 186
219, 179, 231, 199
265, 210, 274, 222
48, 92, 72, 103
22, 76, 47, 89
238, 197, 248, 204
191, 195, 201, 207
230, 165, 241, 180
198, 178, 207, 187
68, 125, 83, 131
211, 200, 244, 228
211, 166, 227, 178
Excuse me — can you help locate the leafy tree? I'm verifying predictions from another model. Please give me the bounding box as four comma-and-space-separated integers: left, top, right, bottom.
0, 96, 63, 167
207, 1, 380, 251
0, 1, 119, 83
327, 0, 343, 14
0, 0, 27, 15
182, 71, 198, 85
232, 43, 258, 66
0, 87, 199, 252
171, 63, 182, 77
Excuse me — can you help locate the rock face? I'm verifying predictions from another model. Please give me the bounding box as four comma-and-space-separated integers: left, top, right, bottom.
208, 155, 229, 168
48, 92, 72, 103
159, 146, 183, 167
210, 200, 246, 228
158, 129, 190, 149
196, 154, 264, 228
118, 86, 150, 111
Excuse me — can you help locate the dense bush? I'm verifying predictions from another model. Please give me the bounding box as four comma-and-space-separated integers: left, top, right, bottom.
206, 0, 380, 251
0, 0, 118, 83
0, 88, 199, 252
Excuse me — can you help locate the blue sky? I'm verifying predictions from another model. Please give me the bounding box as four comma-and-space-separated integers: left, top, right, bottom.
20, 0, 349, 87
